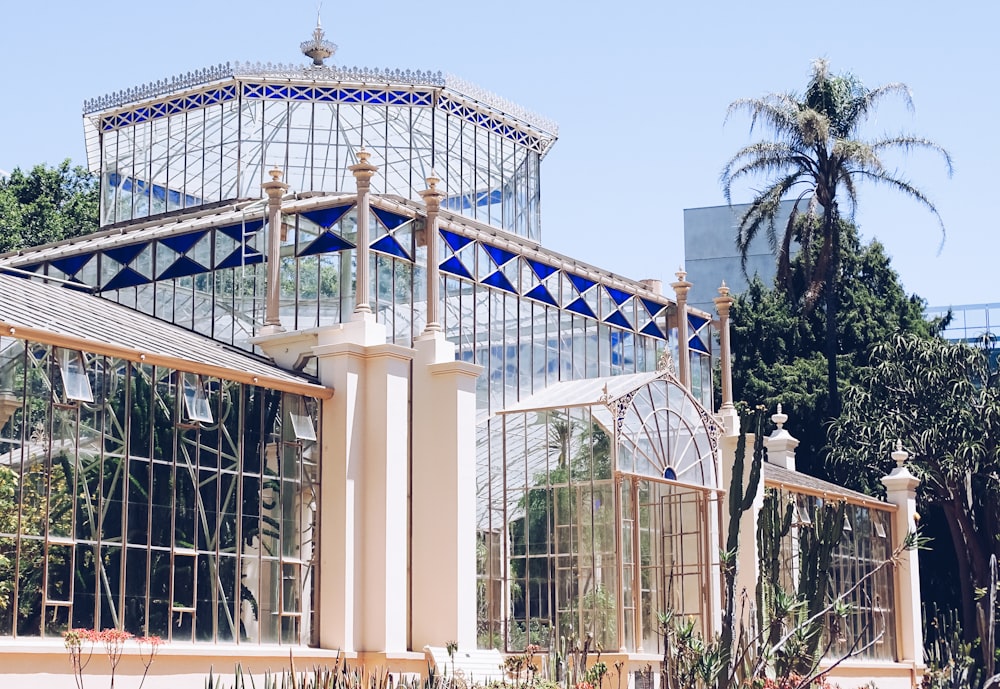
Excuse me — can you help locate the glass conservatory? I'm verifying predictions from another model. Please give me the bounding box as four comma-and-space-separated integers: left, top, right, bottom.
0, 276, 323, 645
477, 365, 722, 653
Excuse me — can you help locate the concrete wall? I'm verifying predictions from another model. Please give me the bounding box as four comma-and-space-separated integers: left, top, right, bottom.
683, 201, 797, 312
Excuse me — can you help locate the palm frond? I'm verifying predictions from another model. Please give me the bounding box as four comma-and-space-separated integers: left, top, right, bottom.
851, 169, 947, 252
849, 82, 914, 124
869, 135, 954, 176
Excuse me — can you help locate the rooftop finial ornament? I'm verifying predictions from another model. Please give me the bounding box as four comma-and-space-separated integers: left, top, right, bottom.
300, 7, 337, 66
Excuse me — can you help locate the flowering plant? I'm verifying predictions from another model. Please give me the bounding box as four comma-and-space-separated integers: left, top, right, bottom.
63, 628, 163, 689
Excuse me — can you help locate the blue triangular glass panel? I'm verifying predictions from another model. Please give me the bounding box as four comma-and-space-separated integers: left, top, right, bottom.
566, 297, 597, 319
640, 321, 665, 339
641, 298, 666, 318
688, 313, 710, 332
605, 310, 632, 330
216, 249, 264, 270
606, 286, 632, 306
689, 334, 710, 354
370, 234, 411, 260
441, 229, 473, 252
663, 467, 677, 481
482, 270, 516, 294
372, 207, 411, 231
568, 273, 596, 294
302, 204, 353, 229
483, 244, 516, 267
161, 231, 207, 255
299, 231, 355, 257
440, 255, 473, 280
527, 259, 557, 280
104, 243, 147, 266
158, 255, 206, 281
217, 219, 264, 240
525, 284, 557, 306
51, 254, 93, 277
102, 267, 150, 291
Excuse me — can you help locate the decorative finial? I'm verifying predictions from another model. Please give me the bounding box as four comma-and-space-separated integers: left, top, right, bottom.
675, 267, 687, 282
771, 403, 787, 429
268, 167, 283, 183
300, 6, 337, 66
718, 281, 730, 297
426, 169, 441, 190
891, 439, 909, 468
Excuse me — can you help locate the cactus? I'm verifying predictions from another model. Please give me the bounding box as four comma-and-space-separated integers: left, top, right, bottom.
716, 405, 766, 689
755, 488, 793, 648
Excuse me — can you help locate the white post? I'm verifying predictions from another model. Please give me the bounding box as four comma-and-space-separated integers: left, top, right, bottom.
672, 268, 692, 390
261, 167, 288, 334
349, 148, 377, 319
764, 405, 798, 471
419, 172, 445, 335
881, 441, 924, 670
713, 281, 738, 436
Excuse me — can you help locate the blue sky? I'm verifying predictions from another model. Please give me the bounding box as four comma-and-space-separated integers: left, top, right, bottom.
0, 1, 994, 308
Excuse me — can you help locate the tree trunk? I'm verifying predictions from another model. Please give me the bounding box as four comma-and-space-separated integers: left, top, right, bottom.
940, 494, 992, 659
823, 209, 841, 417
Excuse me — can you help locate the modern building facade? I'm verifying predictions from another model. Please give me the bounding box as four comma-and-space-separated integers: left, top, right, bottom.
0, 23, 924, 689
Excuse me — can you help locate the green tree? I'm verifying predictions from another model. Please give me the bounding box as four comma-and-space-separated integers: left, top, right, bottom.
721, 58, 952, 415
0, 161, 99, 253
828, 333, 1000, 666
730, 222, 935, 478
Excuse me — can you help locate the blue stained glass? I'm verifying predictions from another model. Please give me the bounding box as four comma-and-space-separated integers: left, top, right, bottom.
641, 298, 666, 318
215, 248, 262, 270
440, 256, 473, 280
688, 313, 710, 332
51, 254, 94, 277
482, 271, 516, 294
158, 255, 206, 281
566, 297, 597, 319
640, 321, 666, 339
372, 207, 411, 231
217, 219, 264, 240
301, 204, 353, 229
606, 286, 632, 306
441, 229, 473, 252
299, 231, 355, 257
605, 310, 632, 330
104, 243, 147, 266
370, 235, 411, 260
525, 284, 557, 306
527, 259, 557, 280
689, 334, 710, 354
483, 244, 516, 267
14, 264, 39, 273
568, 273, 596, 294
102, 267, 149, 291
161, 231, 207, 255
663, 467, 677, 481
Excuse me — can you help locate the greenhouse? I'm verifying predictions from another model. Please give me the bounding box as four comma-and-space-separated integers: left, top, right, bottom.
0, 18, 926, 689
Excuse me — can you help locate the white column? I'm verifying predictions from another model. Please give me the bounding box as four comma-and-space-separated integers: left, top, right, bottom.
349, 148, 377, 319
672, 268, 692, 390
881, 441, 923, 668
713, 281, 738, 436
261, 167, 288, 334
410, 332, 483, 650
310, 318, 414, 653
419, 172, 445, 335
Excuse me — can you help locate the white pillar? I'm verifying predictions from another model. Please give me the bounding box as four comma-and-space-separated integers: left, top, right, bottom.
672, 268, 692, 390
349, 148, 377, 319
410, 331, 483, 650
881, 441, 924, 669
713, 281, 738, 436
419, 172, 445, 335
261, 167, 288, 334
310, 318, 413, 653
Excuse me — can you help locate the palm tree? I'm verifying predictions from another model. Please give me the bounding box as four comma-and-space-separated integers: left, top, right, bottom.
720, 59, 952, 415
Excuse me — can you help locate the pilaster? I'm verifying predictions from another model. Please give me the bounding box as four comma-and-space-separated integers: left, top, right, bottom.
410, 331, 483, 650
309, 316, 413, 654
881, 442, 923, 668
